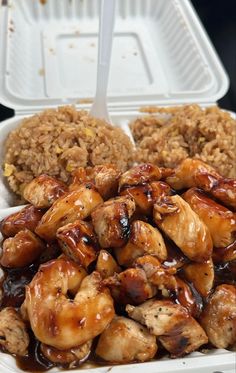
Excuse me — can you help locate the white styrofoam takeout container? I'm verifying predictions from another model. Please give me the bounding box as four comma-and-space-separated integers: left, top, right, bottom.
0, 1, 235, 372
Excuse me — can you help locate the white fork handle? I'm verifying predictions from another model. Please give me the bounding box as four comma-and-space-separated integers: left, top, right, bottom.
90, 0, 116, 121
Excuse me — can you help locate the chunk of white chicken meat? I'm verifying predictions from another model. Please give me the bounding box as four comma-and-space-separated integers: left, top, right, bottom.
96, 316, 157, 363
119, 163, 173, 190
36, 183, 103, 241
126, 299, 208, 357
0, 307, 29, 356
154, 195, 213, 262
91, 196, 135, 248
115, 220, 167, 266
69, 165, 121, 200
23, 174, 67, 208
183, 188, 236, 248
200, 284, 236, 349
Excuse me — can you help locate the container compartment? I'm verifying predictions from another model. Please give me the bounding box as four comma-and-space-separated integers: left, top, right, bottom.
0, 0, 228, 112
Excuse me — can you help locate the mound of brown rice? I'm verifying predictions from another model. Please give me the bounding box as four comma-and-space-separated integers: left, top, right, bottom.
3, 106, 134, 195
130, 105, 236, 178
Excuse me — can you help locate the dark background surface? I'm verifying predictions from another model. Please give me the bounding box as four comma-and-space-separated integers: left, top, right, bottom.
0, 0, 235, 121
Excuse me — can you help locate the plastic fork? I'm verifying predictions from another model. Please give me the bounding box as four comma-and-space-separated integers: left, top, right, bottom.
90, 0, 116, 122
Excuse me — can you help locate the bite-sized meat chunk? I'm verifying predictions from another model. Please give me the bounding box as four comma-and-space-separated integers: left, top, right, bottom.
120, 181, 172, 215
126, 299, 208, 357
154, 195, 213, 262
70, 165, 121, 200
96, 250, 121, 279
120, 184, 154, 215
115, 220, 167, 266
213, 240, 236, 263
200, 284, 236, 349
119, 163, 173, 190
0, 229, 45, 268
103, 268, 157, 305
36, 183, 103, 241
0, 205, 44, 237
195, 174, 236, 211
41, 340, 92, 364
96, 316, 157, 363
91, 196, 135, 248
183, 259, 214, 297
56, 221, 98, 269
165, 158, 220, 190
134, 255, 177, 295
183, 188, 236, 248
0, 307, 29, 356
23, 174, 68, 208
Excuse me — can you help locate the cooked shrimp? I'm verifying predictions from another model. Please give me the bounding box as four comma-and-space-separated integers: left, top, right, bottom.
115, 220, 167, 266
23, 174, 67, 208
183, 188, 236, 248
0, 205, 44, 237
154, 195, 213, 262
91, 196, 135, 248
56, 220, 98, 269
165, 158, 220, 190
96, 316, 157, 363
23, 257, 114, 350
96, 250, 121, 279
36, 183, 103, 241
200, 284, 236, 348
126, 299, 208, 357
119, 163, 173, 190
41, 340, 92, 365
0, 229, 45, 268
70, 165, 121, 200
0, 307, 29, 356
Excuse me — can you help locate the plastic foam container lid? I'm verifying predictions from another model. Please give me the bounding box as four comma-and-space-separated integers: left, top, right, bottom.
0, 1, 235, 373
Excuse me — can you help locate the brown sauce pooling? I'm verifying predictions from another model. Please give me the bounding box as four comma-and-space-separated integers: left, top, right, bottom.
1, 264, 38, 308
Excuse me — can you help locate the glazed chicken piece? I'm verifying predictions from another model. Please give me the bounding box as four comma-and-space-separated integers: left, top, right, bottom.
126, 299, 208, 357
70, 165, 121, 200
0, 229, 45, 268
0, 205, 44, 237
183, 259, 214, 297
115, 220, 167, 267
23, 256, 114, 350
165, 158, 220, 190
91, 196, 135, 248
96, 250, 121, 279
120, 181, 172, 215
0, 307, 29, 356
195, 174, 236, 211
36, 183, 103, 241
183, 188, 236, 248
154, 195, 213, 262
103, 268, 157, 305
56, 220, 98, 269
213, 240, 236, 263
23, 174, 68, 208
200, 284, 236, 348
41, 340, 92, 365
119, 163, 173, 190
134, 255, 177, 295
96, 316, 157, 363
